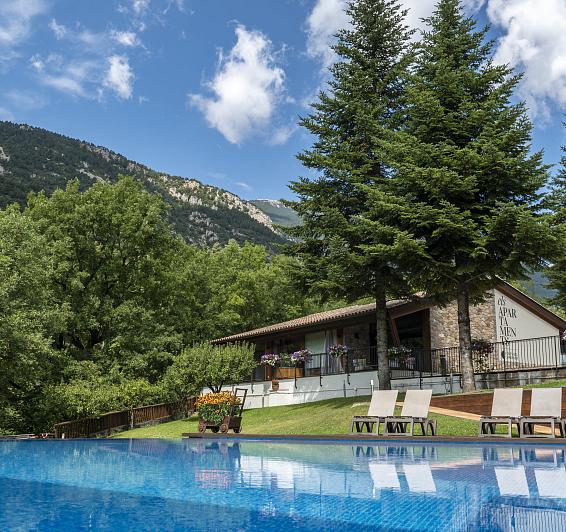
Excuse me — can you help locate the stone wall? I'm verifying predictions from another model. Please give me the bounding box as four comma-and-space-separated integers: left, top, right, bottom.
344, 323, 370, 352
430, 292, 496, 349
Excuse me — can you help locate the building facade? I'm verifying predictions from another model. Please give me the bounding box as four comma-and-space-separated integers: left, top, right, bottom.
213, 281, 566, 408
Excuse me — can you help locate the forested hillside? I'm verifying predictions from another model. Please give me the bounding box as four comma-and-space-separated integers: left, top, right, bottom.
0, 121, 286, 248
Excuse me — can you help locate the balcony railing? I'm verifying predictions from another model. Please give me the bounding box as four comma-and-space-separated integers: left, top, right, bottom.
246, 335, 566, 385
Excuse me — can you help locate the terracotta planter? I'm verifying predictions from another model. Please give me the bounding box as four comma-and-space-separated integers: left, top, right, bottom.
271, 381, 279, 392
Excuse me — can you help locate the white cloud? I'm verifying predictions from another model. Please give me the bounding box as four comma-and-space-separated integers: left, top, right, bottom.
486, 0, 566, 119
48, 18, 67, 40
305, 0, 349, 69
0, 0, 47, 54
112, 30, 140, 47
269, 124, 297, 146
189, 25, 285, 144
4, 89, 46, 110
104, 55, 134, 99
235, 181, 252, 191
132, 0, 150, 16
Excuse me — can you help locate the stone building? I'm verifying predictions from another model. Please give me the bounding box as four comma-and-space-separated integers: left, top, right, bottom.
214, 281, 565, 381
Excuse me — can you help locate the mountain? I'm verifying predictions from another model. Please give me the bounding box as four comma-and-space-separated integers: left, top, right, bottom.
0, 121, 286, 248
251, 199, 301, 228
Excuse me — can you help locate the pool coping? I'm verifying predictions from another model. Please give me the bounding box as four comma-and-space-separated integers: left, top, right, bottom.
181, 433, 566, 446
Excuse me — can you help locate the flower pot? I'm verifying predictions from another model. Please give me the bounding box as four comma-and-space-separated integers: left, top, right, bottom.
271, 381, 279, 392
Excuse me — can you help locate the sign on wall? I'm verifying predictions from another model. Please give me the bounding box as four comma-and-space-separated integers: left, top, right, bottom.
495, 290, 559, 343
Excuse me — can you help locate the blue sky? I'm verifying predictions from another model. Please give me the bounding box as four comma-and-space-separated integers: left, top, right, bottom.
1, 0, 565, 200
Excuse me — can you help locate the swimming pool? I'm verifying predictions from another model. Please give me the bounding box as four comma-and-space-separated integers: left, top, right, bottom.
1, 439, 565, 531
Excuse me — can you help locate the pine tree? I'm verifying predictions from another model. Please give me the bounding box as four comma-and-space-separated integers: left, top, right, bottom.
384, 0, 552, 391
287, 0, 425, 390
547, 128, 566, 313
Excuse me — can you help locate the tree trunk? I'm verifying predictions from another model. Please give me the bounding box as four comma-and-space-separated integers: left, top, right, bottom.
457, 282, 476, 392
376, 283, 391, 390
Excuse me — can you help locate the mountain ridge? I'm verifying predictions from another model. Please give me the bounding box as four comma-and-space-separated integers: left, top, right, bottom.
0, 121, 286, 248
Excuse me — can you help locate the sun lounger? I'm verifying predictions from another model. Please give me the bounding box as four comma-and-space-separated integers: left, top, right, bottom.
479, 388, 522, 437
351, 390, 398, 434
519, 388, 564, 438
383, 389, 436, 436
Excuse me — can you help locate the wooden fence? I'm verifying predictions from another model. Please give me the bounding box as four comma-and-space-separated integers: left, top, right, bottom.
53, 396, 196, 439
431, 388, 566, 416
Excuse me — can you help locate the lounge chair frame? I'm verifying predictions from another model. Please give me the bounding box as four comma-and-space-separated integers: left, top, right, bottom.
351, 390, 398, 435
383, 390, 436, 437
519, 388, 565, 438
384, 416, 437, 436
479, 388, 523, 438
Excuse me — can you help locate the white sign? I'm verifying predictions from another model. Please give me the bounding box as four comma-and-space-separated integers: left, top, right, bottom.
494, 290, 559, 343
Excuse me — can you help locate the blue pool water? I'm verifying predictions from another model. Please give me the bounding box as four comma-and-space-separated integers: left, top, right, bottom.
1, 439, 566, 531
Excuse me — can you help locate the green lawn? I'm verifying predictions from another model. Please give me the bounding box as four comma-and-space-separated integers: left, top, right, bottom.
114, 380, 566, 439
115, 395, 480, 439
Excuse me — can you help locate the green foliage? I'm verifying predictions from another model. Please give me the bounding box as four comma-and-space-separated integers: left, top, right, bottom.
164, 343, 256, 395
41, 364, 166, 428
0, 206, 67, 434
0, 177, 318, 433
25, 176, 187, 381
384, 0, 552, 300
546, 126, 566, 313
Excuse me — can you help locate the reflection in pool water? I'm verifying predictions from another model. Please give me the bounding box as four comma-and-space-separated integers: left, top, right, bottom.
1, 439, 565, 530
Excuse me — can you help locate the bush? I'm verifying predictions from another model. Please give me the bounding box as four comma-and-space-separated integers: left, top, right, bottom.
163, 342, 256, 395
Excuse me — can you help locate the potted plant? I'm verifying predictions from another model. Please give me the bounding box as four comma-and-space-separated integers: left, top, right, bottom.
388, 346, 412, 369
328, 344, 349, 358
271, 379, 280, 392
260, 352, 280, 384
195, 391, 242, 433
291, 349, 311, 365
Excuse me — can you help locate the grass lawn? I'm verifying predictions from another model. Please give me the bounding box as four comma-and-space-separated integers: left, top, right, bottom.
114, 380, 566, 439
115, 395, 480, 439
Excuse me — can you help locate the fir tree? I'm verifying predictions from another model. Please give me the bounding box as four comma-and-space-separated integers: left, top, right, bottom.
547, 127, 566, 313
287, 0, 425, 389
384, 0, 552, 391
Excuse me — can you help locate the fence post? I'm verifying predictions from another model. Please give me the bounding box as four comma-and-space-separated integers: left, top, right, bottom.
346, 352, 350, 386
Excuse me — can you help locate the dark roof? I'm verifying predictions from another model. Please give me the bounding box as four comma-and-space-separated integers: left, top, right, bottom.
212, 299, 409, 344
212, 281, 566, 345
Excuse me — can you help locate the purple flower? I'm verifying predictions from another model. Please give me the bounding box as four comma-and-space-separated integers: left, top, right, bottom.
328, 344, 349, 357
260, 353, 280, 367
291, 349, 311, 363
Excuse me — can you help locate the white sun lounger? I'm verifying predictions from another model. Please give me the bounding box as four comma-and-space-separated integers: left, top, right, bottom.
479, 388, 523, 437
519, 388, 564, 438
384, 389, 436, 436
351, 390, 399, 434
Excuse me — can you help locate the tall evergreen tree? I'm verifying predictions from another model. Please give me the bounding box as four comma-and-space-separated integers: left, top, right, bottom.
547, 127, 566, 313
287, 0, 425, 389
384, 0, 552, 391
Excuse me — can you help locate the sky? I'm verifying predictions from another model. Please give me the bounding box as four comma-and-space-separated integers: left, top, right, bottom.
1, 0, 565, 201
